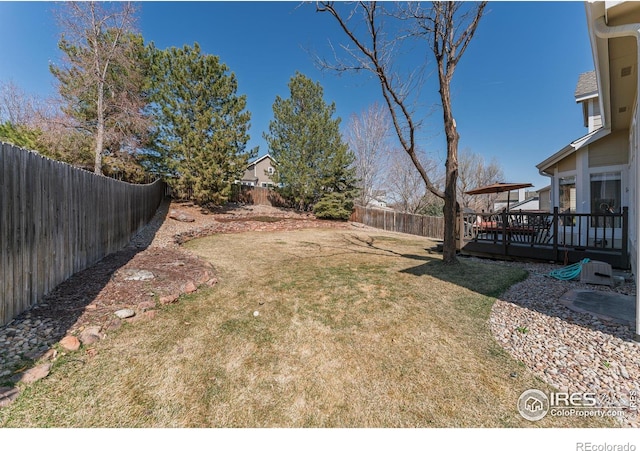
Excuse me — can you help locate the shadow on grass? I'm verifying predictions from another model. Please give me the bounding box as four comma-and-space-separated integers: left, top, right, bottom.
342, 232, 636, 341
341, 233, 526, 298
0, 198, 169, 387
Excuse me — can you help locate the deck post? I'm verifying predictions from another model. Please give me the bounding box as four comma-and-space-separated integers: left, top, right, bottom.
457, 211, 464, 251
501, 210, 508, 256
552, 207, 559, 262
622, 206, 629, 268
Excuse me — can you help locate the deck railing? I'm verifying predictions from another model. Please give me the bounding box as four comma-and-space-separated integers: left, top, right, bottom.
459, 207, 629, 268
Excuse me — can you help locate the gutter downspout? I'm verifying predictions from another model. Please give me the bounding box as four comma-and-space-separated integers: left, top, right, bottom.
593, 15, 640, 342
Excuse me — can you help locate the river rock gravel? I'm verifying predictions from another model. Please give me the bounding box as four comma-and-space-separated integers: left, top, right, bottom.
483, 258, 639, 427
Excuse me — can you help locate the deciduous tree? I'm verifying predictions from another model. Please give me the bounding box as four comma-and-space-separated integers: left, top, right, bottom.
345, 102, 390, 207
317, 1, 487, 263
50, 1, 147, 175
387, 149, 443, 215
457, 148, 504, 212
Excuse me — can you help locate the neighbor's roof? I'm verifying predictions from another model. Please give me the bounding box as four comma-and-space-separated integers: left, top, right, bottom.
574, 71, 598, 102
247, 153, 276, 166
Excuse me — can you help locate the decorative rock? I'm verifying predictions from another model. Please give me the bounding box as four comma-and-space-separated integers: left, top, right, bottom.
60, 335, 81, 351
169, 209, 195, 223
160, 293, 179, 305
138, 300, 156, 311
127, 310, 156, 323
619, 365, 630, 379
114, 309, 135, 319
104, 318, 122, 331
183, 281, 198, 294
42, 349, 58, 361
142, 310, 156, 320
0, 387, 20, 408
20, 363, 51, 384
79, 326, 102, 345
122, 269, 155, 281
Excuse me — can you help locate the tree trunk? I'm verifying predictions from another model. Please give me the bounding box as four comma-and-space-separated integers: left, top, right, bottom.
95, 80, 104, 175
440, 73, 459, 265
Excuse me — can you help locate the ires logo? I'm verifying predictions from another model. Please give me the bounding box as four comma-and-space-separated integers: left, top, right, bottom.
550, 392, 597, 408
518, 389, 598, 421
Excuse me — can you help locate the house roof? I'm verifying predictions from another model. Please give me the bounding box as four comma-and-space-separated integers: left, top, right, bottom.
574, 71, 598, 102
247, 153, 275, 167
536, 127, 611, 176
508, 196, 539, 210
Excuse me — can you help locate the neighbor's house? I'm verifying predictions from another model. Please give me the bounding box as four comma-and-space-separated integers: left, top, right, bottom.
238, 154, 276, 187
536, 1, 640, 274
493, 189, 539, 212
537, 185, 551, 212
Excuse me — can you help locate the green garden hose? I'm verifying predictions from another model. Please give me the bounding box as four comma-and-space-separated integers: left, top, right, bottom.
548, 258, 590, 281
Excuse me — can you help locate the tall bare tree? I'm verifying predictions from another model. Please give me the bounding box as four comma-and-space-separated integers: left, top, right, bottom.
317, 1, 486, 264
345, 102, 391, 207
457, 148, 504, 212
50, 1, 145, 175
387, 149, 443, 214
0, 80, 40, 126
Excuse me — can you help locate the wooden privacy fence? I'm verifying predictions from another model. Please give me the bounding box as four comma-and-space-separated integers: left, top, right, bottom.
230, 185, 290, 207
350, 205, 445, 240
0, 143, 165, 326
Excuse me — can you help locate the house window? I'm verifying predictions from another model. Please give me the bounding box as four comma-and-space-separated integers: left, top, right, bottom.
267, 166, 274, 175
590, 172, 621, 228
559, 176, 576, 213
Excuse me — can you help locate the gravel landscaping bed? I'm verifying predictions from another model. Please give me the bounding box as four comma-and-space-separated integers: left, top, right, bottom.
482, 257, 639, 427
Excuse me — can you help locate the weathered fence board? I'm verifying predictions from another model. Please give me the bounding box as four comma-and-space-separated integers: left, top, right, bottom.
230, 185, 289, 207
0, 143, 165, 326
350, 205, 445, 240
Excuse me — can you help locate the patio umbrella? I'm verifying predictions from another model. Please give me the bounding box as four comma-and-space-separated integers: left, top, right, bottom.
465, 182, 533, 213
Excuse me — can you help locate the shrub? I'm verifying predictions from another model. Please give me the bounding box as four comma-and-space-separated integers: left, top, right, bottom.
313, 192, 354, 220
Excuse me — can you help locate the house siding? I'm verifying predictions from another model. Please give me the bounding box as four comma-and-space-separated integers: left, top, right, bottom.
239, 155, 276, 187
557, 153, 577, 172
253, 157, 275, 186
589, 100, 602, 131
588, 129, 629, 167
538, 187, 551, 212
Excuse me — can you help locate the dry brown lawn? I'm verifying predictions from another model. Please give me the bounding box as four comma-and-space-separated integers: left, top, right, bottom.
0, 228, 617, 427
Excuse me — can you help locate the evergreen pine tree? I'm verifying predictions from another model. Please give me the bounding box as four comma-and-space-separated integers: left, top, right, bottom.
264, 72, 357, 217
145, 43, 256, 205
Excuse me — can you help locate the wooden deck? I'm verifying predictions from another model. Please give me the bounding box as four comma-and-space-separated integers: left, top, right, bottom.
458, 207, 629, 269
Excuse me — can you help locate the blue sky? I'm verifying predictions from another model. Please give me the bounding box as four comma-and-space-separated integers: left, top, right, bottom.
0, 1, 595, 191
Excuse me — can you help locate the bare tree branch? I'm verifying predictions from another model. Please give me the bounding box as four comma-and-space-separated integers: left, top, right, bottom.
316, 1, 444, 200
317, 1, 487, 264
